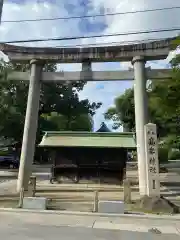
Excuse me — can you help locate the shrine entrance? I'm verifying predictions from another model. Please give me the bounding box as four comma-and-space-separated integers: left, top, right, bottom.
0, 37, 173, 196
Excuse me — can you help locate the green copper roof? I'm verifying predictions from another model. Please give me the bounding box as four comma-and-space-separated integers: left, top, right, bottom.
39, 131, 136, 148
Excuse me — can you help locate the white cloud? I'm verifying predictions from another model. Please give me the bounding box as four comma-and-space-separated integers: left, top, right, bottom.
87, 0, 180, 43
0, 1, 85, 47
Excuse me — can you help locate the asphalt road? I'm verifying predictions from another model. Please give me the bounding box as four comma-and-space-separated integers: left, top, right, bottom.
0, 224, 178, 240
0, 211, 179, 239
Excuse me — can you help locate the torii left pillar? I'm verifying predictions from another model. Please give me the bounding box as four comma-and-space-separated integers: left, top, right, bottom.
17, 59, 43, 193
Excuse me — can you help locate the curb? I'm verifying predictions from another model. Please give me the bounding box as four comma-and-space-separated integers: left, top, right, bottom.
35, 185, 139, 192
1, 208, 180, 221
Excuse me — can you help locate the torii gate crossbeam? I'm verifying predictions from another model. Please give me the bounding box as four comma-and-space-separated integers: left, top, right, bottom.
6, 69, 171, 82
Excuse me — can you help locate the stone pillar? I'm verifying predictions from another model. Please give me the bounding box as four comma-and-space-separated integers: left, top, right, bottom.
17, 60, 43, 193
80, 59, 92, 81
0, 0, 4, 24
123, 124, 130, 132
132, 56, 148, 196
123, 179, 131, 203
144, 123, 160, 197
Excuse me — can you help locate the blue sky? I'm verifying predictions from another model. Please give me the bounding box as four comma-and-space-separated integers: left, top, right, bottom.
0, 0, 179, 131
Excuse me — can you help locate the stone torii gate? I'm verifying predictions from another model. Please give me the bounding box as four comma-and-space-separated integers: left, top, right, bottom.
0, 37, 173, 195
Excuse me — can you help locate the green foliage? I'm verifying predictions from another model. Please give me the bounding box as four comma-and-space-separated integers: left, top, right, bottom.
158, 147, 169, 163
131, 151, 137, 161
104, 107, 120, 130
170, 35, 180, 50
168, 150, 180, 160
104, 88, 135, 131
0, 60, 101, 145
0, 150, 9, 156
40, 112, 93, 132
161, 135, 180, 150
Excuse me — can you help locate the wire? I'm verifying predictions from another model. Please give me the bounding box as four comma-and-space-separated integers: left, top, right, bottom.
2, 6, 180, 23
53, 37, 168, 48
1, 27, 179, 44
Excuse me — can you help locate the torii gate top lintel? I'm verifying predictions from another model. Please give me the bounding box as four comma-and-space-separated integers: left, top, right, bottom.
0, 37, 174, 63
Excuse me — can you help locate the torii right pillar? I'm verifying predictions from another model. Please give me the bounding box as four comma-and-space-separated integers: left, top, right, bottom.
132, 56, 149, 196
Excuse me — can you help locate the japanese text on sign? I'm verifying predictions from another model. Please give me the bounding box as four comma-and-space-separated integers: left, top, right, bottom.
144, 123, 160, 196
146, 129, 158, 174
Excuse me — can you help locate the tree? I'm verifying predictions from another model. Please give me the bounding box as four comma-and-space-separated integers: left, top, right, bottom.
104, 54, 180, 143
104, 88, 135, 131
40, 82, 100, 129
40, 112, 93, 132
0, 60, 101, 146
148, 54, 180, 138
